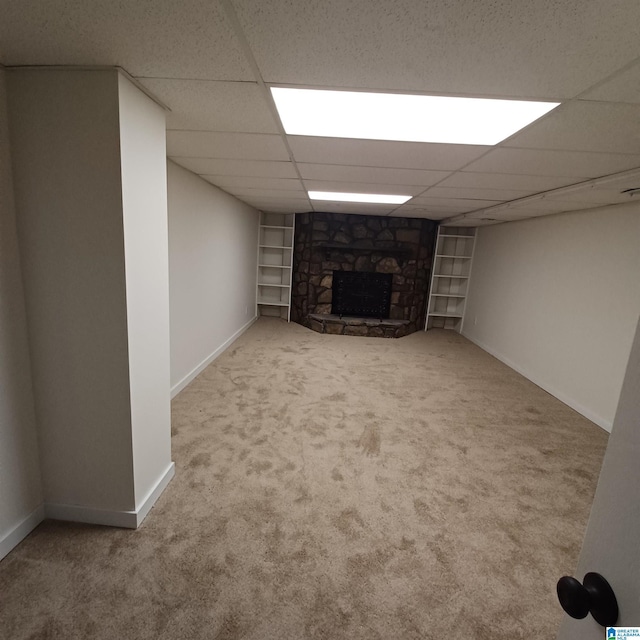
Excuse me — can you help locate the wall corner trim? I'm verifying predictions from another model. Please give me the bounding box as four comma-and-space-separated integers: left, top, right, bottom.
0, 504, 46, 561
461, 331, 613, 433
171, 315, 258, 398
44, 461, 175, 530
134, 461, 175, 527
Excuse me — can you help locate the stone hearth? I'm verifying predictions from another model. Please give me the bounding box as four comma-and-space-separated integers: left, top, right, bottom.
308, 314, 411, 338
291, 212, 437, 337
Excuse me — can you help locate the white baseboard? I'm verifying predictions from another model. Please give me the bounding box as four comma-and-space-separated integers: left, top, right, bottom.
0, 465, 175, 560
45, 501, 138, 528
45, 461, 176, 530
134, 461, 175, 526
461, 331, 612, 432
170, 315, 258, 398
0, 504, 45, 561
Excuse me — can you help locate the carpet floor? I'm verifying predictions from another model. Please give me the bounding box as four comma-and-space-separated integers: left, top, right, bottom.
0, 318, 608, 639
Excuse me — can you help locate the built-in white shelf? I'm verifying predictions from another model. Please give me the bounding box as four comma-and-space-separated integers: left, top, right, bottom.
257, 300, 289, 307
426, 226, 476, 332
257, 212, 295, 321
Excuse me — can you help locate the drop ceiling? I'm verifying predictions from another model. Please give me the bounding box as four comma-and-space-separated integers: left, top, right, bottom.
2, 0, 640, 225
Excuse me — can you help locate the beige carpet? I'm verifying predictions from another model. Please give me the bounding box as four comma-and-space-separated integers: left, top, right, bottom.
0, 318, 608, 639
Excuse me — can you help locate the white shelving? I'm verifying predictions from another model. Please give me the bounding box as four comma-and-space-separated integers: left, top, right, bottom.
425, 226, 476, 332
256, 212, 294, 320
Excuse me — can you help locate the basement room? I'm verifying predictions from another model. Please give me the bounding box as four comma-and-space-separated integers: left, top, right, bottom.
1, 2, 639, 639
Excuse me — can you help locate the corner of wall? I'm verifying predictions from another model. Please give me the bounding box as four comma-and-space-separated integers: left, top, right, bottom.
0, 66, 46, 562
463, 209, 640, 431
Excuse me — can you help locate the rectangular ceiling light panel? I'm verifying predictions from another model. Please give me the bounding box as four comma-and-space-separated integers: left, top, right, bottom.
308, 191, 411, 204
272, 88, 559, 146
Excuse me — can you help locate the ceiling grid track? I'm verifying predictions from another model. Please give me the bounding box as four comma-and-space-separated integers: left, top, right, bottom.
219, 0, 315, 211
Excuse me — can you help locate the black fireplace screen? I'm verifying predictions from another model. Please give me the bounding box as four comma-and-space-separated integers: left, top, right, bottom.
332, 271, 392, 318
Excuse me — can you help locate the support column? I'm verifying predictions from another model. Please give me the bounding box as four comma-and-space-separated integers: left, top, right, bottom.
7, 68, 173, 527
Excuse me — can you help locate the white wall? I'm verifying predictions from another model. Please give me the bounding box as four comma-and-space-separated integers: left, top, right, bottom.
463, 203, 640, 431
0, 68, 44, 559
167, 161, 259, 395
118, 75, 173, 510
7, 68, 136, 511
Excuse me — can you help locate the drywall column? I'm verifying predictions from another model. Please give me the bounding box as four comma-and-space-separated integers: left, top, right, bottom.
0, 68, 44, 559
7, 68, 173, 527
118, 75, 173, 513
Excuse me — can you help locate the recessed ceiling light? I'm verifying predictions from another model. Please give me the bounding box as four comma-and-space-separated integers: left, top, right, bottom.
308, 191, 411, 204
271, 87, 559, 146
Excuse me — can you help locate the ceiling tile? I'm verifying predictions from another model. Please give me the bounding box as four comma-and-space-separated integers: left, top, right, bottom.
0, 1, 254, 80
495, 199, 603, 214
233, 0, 640, 98
287, 136, 489, 170
474, 219, 502, 226
257, 204, 309, 213
391, 207, 453, 220
241, 197, 312, 209
587, 170, 640, 190
399, 204, 476, 215
489, 208, 581, 221
463, 148, 640, 178
138, 79, 278, 133
167, 132, 289, 161
422, 186, 535, 201
580, 60, 640, 103
303, 180, 425, 196
504, 100, 640, 154
247, 200, 311, 212
545, 188, 640, 206
461, 201, 604, 223
206, 176, 303, 191
409, 196, 502, 211
444, 214, 500, 227
241, 193, 311, 201
456, 168, 640, 220
457, 210, 502, 219
438, 171, 582, 191
297, 163, 451, 186
213, 187, 309, 199
171, 158, 297, 178
313, 203, 395, 215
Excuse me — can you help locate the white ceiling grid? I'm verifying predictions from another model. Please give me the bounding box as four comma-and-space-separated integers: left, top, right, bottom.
1, 0, 640, 224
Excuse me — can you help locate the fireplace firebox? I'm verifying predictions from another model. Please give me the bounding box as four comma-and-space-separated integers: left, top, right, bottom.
332, 270, 392, 318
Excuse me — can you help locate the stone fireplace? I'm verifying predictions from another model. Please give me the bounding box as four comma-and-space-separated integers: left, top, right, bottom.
291, 212, 437, 337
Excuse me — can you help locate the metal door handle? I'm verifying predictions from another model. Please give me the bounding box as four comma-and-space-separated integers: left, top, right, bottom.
557, 572, 618, 627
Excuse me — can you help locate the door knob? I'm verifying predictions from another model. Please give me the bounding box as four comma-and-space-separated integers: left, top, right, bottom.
557, 572, 618, 627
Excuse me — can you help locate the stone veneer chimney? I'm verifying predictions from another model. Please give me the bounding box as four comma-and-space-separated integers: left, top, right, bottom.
291, 212, 437, 338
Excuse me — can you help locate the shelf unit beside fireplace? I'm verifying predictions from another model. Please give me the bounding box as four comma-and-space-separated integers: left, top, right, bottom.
256, 212, 294, 321
425, 226, 476, 332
